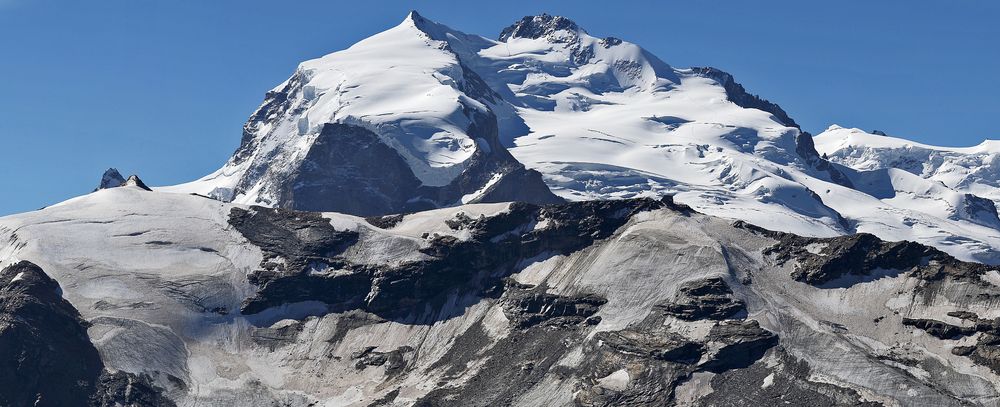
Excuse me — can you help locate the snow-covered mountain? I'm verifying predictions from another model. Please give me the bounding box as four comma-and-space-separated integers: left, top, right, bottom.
6, 11, 1000, 406
162, 12, 999, 264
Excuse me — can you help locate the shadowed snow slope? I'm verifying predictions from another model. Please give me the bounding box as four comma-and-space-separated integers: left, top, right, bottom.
159, 12, 1000, 264
3, 188, 1000, 405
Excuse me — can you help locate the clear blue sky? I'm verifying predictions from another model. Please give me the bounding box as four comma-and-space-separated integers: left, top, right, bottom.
1, 0, 998, 215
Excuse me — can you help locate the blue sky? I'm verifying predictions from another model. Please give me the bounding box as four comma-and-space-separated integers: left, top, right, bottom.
1, 0, 998, 215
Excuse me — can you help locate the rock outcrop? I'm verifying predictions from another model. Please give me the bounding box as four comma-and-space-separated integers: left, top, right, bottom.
0, 261, 174, 407
95, 168, 126, 190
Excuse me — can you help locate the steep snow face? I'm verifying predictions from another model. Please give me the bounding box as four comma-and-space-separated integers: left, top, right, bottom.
215, 12, 485, 193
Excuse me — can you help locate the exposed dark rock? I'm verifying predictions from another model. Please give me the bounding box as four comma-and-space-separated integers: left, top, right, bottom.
692, 67, 797, 129
961, 193, 1000, 228
89, 371, 177, 407
365, 214, 405, 229
0, 261, 174, 407
953, 334, 1000, 374
701, 320, 779, 373
575, 317, 776, 405
456, 61, 501, 100
601, 36, 623, 47
229, 207, 371, 314
94, 169, 151, 192
594, 329, 703, 364
698, 349, 882, 407
415, 318, 585, 406
367, 388, 400, 407
795, 130, 856, 189
658, 277, 745, 320
234, 72, 301, 164
502, 288, 606, 329
776, 233, 931, 285
123, 175, 152, 191
352, 346, 414, 374
228, 206, 360, 279
948, 310, 980, 321
444, 211, 484, 231
95, 168, 126, 191
902, 318, 976, 340
282, 123, 427, 215
0, 261, 103, 407
762, 231, 998, 286
274, 117, 561, 216
499, 14, 582, 42
249, 319, 305, 351
903, 315, 1000, 340
229, 206, 358, 273
233, 198, 668, 318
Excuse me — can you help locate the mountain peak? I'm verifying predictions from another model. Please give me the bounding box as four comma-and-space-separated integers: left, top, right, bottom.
123, 175, 152, 191
397, 10, 454, 41
402, 10, 429, 27
95, 168, 126, 191
499, 14, 584, 41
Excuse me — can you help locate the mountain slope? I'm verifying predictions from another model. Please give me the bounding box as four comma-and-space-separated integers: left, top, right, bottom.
3, 188, 1000, 405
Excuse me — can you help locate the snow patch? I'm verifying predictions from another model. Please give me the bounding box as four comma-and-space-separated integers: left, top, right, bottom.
596, 369, 630, 391
460, 172, 504, 204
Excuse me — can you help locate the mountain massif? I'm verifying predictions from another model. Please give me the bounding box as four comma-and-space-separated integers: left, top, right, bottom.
3, 11, 1000, 407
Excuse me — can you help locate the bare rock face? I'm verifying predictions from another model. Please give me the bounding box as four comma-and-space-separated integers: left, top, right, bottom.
757, 229, 995, 286
122, 175, 152, 191
90, 371, 176, 407
698, 350, 883, 407
499, 14, 582, 42
95, 169, 152, 192
658, 277, 745, 320
0, 262, 173, 407
231, 198, 669, 318
502, 284, 606, 329
96, 168, 126, 190
279, 122, 562, 216
0, 261, 103, 407
701, 320, 779, 373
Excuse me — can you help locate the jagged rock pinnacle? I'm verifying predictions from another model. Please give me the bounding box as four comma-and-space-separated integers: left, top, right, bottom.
123, 175, 152, 191
95, 168, 126, 191
499, 14, 583, 41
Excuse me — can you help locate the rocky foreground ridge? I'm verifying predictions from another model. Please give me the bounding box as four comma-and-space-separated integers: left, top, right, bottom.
2, 186, 1000, 405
